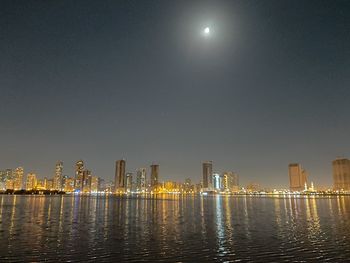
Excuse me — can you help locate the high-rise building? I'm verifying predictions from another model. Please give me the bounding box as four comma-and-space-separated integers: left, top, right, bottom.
3, 169, 13, 190
98, 178, 106, 192
5, 169, 13, 181
53, 161, 63, 191
115, 159, 126, 193
184, 178, 193, 193
62, 175, 68, 191
289, 163, 307, 191
74, 160, 84, 191
213, 172, 221, 190
64, 177, 75, 192
82, 170, 91, 193
333, 158, 350, 191
202, 161, 213, 191
26, 173, 37, 190
13, 167, 24, 190
125, 173, 133, 192
150, 164, 159, 191
136, 168, 147, 192
222, 171, 239, 192
36, 178, 46, 190
45, 179, 54, 190
89, 176, 99, 193
0, 170, 6, 190
105, 181, 115, 193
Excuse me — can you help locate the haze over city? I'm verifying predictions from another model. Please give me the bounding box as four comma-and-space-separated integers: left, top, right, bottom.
1, 0, 349, 188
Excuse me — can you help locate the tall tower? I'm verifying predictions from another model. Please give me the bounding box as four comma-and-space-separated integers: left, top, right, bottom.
115, 159, 126, 193
74, 160, 84, 191
213, 172, 221, 190
333, 158, 350, 191
150, 164, 159, 191
82, 170, 91, 193
222, 171, 239, 192
54, 161, 63, 191
13, 167, 24, 190
202, 161, 213, 191
289, 163, 307, 191
125, 172, 133, 192
26, 173, 37, 190
136, 168, 147, 192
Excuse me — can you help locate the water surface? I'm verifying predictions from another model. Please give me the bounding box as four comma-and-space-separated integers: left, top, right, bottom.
1, 194, 350, 262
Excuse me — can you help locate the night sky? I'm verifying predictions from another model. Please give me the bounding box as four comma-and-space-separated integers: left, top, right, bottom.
1, 0, 349, 188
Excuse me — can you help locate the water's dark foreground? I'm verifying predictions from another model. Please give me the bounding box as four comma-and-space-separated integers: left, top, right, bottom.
1, 195, 350, 262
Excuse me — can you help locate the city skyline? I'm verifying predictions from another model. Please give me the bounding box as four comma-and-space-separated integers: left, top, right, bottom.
2, 156, 350, 191
1, 1, 349, 188
1, 1, 350, 262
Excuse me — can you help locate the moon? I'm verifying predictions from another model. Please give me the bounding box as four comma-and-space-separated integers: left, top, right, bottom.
204, 27, 210, 35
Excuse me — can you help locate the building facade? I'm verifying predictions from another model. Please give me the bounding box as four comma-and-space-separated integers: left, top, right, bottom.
6, 167, 24, 190
222, 171, 239, 192
53, 161, 63, 191
213, 172, 221, 190
150, 164, 159, 191
333, 158, 350, 191
289, 163, 307, 191
125, 173, 133, 192
115, 159, 126, 193
202, 161, 213, 191
136, 168, 147, 192
26, 173, 37, 190
74, 160, 84, 191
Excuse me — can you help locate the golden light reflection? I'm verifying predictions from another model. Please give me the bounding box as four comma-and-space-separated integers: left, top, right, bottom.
274, 197, 283, 233
215, 195, 226, 256
305, 197, 321, 240
339, 196, 348, 217
242, 195, 251, 240
9, 195, 17, 237
58, 196, 64, 233
103, 196, 109, 241
0, 196, 4, 222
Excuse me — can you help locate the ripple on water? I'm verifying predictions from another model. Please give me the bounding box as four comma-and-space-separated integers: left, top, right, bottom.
0, 195, 350, 262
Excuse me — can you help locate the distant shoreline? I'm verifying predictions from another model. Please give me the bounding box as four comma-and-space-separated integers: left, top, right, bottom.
1, 190, 350, 197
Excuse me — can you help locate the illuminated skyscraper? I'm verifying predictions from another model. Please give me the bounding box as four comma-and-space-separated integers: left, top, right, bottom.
82, 170, 92, 193
13, 167, 24, 190
63, 177, 75, 192
3, 169, 13, 190
150, 164, 159, 191
89, 176, 99, 193
62, 175, 68, 191
222, 171, 239, 192
0, 170, 6, 190
125, 173, 133, 192
74, 160, 84, 191
26, 173, 37, 190
333, 158, 350, 191
45, 178, 54, 190
53, 161, 63, 191
35, 179, 46, 190
289, 163, 307, 191
115, 159, 126, 193
136, 168, 146, 192
213, 172, 221, 190
202, 161, 213, 191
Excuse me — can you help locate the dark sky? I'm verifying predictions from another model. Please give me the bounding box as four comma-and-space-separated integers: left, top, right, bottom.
1, 0, 349, 188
